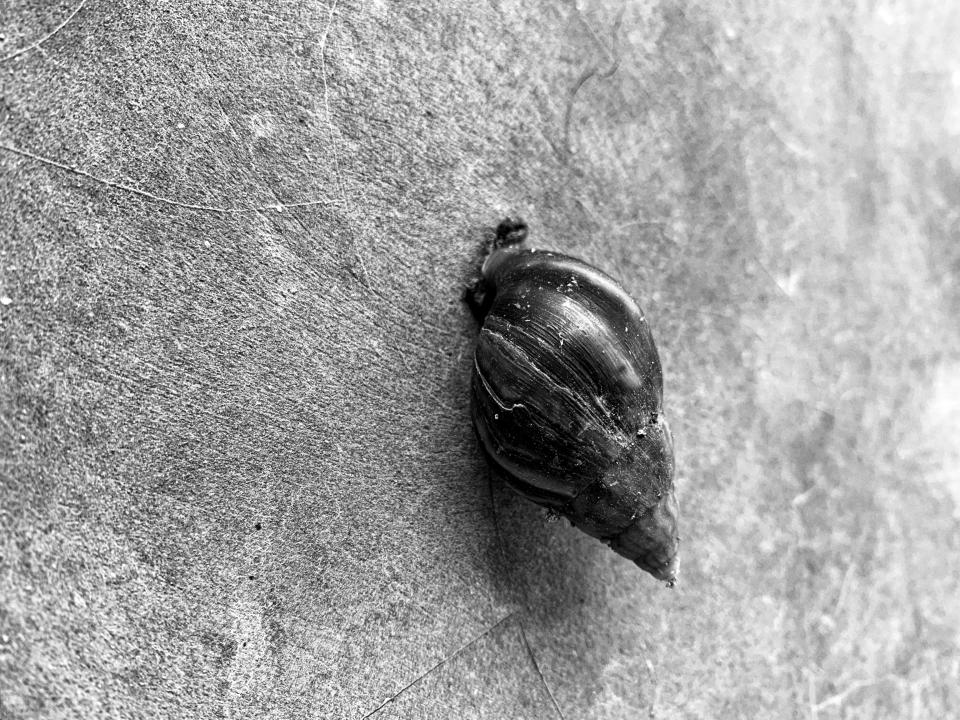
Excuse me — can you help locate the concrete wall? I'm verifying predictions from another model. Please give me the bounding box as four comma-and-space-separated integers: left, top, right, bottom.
2, 1, 959, 717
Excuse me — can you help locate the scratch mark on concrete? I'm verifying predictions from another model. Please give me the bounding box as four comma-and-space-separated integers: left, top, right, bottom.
486, 477, 566, 719
515, 617, 566, 719
561, 6, 623, 161
0, 143, 336, 214
359, 611, 518, 719
0, 0, 89, 64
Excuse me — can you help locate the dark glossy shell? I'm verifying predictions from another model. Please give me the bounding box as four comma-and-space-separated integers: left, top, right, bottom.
469, 223, 679, 583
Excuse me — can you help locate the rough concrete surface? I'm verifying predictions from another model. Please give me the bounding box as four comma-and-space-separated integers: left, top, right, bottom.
2, 0, 959, 718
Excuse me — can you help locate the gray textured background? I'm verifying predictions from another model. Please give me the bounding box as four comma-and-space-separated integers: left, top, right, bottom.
2, 1, 960, 718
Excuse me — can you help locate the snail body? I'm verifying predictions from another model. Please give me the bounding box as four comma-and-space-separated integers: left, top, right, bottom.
467, 219, 679, 584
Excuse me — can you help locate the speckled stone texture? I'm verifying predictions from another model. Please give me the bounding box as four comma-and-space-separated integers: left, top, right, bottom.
2, 1, 959, 718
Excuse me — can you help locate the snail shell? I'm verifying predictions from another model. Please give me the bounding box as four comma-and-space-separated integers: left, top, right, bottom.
468, 219, 679, 584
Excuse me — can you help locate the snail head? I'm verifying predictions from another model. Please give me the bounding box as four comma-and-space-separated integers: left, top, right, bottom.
494, 218, 529, 248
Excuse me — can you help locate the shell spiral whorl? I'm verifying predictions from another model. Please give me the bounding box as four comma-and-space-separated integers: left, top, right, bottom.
468, 219, 680, 584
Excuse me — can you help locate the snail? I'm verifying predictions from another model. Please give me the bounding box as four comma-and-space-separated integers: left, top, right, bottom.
466, 219, 679, 585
